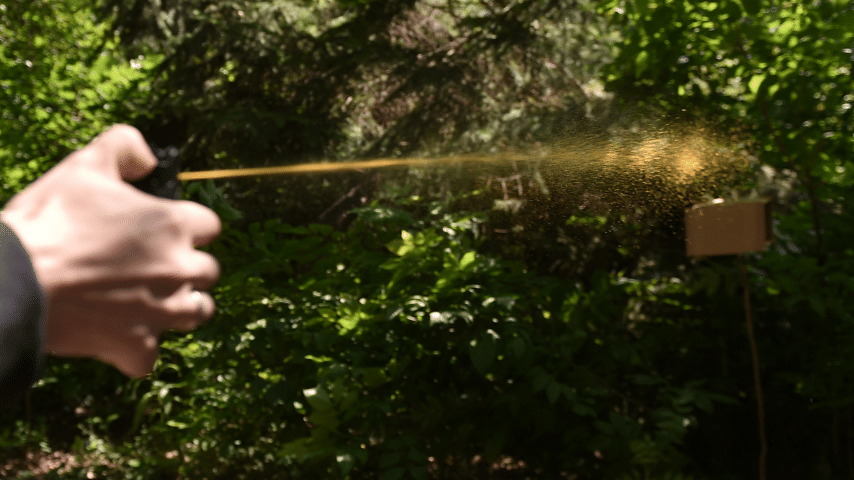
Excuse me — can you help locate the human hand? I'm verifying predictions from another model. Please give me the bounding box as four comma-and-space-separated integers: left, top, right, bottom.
0, 125, 221, 377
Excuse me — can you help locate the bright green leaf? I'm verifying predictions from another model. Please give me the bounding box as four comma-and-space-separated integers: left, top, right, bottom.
748, 74, 766, 94
459, 251, 477, 271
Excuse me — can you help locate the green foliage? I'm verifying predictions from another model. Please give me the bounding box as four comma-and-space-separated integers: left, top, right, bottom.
99, 0, 618, 226
0, 1, 158, 202
16, 193, 730, 479
600, 0, 854, 475
4, 0, 854, 478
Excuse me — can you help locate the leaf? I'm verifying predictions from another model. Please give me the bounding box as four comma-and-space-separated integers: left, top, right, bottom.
380, 466, 405, 480
597, 0, 621, 12
409, 466, 428, 480
809, 297, 826, 318
429, 311, 451, 325
352, 206, 415, 226
595, 420, 615, 435
510, 337, 527, 358
165, 420, 189, 429
264, 382, 292, 405
767, 80, 780, 97
459, 251, 477, 271
775, 19, 796, 37
724, 1, 743, 19
336, 453, 355, 476
303, 387, 333, 411
631, 374, 662, 385
407, 448, 427, 463
469, 333, 497, 374
387, 232, 415, 256
748, 74, 766, 94
279, 438, 313, 458
740, 0, 760, 15
309, 224, 333, 235
547, 381, 561, 404
572, 403, 597, 417
483, 431, 506, 461
532, 370, 550, 392
308, 409, 340, 429
635, 50, 650, 77
696, 395, 714, 413
338, 315, 360, 332
380, 452, 401, 469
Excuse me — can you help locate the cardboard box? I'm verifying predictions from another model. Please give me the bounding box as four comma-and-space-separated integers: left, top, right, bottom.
686, 199, 772, 256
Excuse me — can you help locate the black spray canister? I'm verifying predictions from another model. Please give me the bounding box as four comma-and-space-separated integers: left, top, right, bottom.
130, 143, 181, 200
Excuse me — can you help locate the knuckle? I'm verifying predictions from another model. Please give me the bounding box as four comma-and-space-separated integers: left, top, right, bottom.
162, 207, 186, 233
66, 147, 101, 169
166, 203, 192, 227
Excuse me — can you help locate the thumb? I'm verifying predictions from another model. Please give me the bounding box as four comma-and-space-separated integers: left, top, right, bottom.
85, 124, 158, 181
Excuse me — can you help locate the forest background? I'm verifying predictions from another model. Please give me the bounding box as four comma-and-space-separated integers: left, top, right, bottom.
1, 0, 853, 479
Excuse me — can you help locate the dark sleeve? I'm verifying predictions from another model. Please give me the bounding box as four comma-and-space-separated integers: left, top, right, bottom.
0, 221, 46, 404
